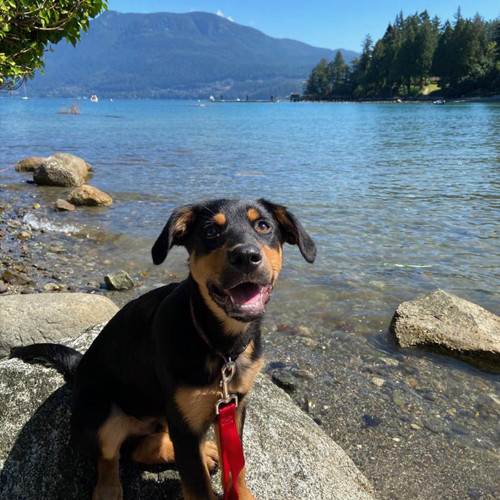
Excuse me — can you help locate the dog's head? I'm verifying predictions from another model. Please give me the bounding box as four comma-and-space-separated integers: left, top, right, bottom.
152, 199, 316, 327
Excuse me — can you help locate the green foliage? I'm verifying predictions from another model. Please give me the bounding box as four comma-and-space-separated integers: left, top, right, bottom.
0, 0, 108, 89
306, 8, 500, 100
304, 52, 352, 99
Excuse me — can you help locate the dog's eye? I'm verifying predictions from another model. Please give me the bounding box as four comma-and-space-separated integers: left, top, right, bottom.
255, 220, 271, 234
203, 225, 220, 239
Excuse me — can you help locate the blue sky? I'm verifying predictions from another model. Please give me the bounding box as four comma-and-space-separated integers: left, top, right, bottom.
105, 1, 500, 52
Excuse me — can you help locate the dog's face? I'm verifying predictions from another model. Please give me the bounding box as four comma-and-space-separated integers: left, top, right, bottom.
152, 199, 316, 325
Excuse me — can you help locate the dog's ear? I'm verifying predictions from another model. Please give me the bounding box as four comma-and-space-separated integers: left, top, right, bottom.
259, 199, 317, 263
151, 205, 195, 265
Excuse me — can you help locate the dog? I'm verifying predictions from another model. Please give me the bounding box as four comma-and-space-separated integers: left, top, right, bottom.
12, 198, 316, 500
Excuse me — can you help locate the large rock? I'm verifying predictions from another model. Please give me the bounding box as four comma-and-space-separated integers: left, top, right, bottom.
391, 290, 500, 368
0, 326, 374, 500
15, 157, 45, 173
0, 294, 119, 360
68, 184, 113, 207
33, 153, 92, 187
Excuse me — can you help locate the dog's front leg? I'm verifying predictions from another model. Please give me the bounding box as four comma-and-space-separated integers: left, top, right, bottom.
170, 426, 217, 500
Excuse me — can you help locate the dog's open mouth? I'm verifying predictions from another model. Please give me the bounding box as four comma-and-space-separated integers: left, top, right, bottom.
208, 281, 273, 319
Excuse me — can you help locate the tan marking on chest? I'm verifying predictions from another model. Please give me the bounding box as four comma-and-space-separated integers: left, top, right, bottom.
175, 346, 263, 433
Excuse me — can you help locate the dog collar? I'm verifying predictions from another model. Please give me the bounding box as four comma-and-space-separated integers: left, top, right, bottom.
189, 298, 251, 362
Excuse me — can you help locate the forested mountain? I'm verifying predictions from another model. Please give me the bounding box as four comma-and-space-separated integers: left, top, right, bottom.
27, 11, 357, 99
305, 9, 500, 100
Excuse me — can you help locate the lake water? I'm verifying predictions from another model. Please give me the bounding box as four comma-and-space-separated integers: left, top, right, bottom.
1, 98, 499, 498
1, 98, 499, 324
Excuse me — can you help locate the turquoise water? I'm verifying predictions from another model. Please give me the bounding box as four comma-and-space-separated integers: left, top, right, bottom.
1, 98, 499, 329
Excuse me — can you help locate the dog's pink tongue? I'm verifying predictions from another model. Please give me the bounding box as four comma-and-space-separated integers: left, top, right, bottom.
228, 283, 262, 306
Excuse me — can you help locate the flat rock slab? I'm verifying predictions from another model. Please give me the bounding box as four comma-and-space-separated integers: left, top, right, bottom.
0, 294, 119, 360
391, 289, 500, 368
0, 326, 374, 500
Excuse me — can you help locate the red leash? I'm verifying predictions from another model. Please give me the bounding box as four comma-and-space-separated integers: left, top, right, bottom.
216, 361, 245, 500
218, 401, 245, 499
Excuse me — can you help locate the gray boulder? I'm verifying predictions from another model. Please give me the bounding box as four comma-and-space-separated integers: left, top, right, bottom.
0, 294, 119, 359
0, 326, 374, 500
391, 289, 500, 368
33, 153, 93, 187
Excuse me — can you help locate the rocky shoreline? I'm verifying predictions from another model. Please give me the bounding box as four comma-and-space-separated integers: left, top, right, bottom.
1, 179, 500, 498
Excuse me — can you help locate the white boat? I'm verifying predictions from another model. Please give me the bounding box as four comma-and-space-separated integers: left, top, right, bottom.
21, 83, 29, 100
90, 94, 99, 102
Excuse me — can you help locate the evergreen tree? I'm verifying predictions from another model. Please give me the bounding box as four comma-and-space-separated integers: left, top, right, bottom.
351, 34, 373, 96
328, 51, 350, 97
304, 7, 500, 99
304, 58, 330, 99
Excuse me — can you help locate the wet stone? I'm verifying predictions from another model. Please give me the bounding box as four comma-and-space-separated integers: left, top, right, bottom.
1, 269, 34, 286
392, 393, 406, 408
371, 377, 385, 387
42, 282, 63, 292
54, 199, 76, 212
17, 231, 31, 240
271, 370, 297, 393
423, 417, 450, 434
104, 270, 134, 291
295, 368, 314, 380
362, 414, 382, 428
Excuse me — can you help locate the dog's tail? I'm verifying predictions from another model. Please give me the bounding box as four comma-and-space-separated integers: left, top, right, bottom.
10, 343, 83, 385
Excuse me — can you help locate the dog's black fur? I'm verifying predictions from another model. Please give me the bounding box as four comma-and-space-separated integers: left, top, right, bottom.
11, 198, 316, 500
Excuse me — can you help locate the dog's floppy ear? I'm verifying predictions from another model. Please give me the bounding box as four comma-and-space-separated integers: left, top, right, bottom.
152, 205, 195, 265
259, 199, 317, 263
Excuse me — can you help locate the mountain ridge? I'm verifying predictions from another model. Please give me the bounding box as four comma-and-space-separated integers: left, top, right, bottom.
28, 11, 358, 99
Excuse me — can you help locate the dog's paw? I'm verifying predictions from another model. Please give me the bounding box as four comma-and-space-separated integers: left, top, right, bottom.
92, 484, 123, 500
204, 440, 219, 472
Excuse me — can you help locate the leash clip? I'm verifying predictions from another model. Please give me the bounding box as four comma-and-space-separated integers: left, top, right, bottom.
216, 359, 238, 415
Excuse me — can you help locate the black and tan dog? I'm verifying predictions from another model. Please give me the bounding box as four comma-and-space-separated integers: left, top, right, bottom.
12, 198, 316, 500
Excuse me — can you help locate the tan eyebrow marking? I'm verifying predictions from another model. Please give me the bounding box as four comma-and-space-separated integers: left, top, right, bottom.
213, 213, 226, 225
247, 208, 260, 222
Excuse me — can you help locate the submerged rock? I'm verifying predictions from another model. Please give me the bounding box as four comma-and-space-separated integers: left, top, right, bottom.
33, 153, 92, 187
0, 294, 119, 359
68, 185, 112, 207
0, 326, 375, 500
1, 269, 34, 286
54, 199, 76, 212
15, 157, 45, 173
391, 290, 500, 369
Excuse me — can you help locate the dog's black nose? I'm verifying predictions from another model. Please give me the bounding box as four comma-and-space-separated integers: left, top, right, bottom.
228, 244, 262, 272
